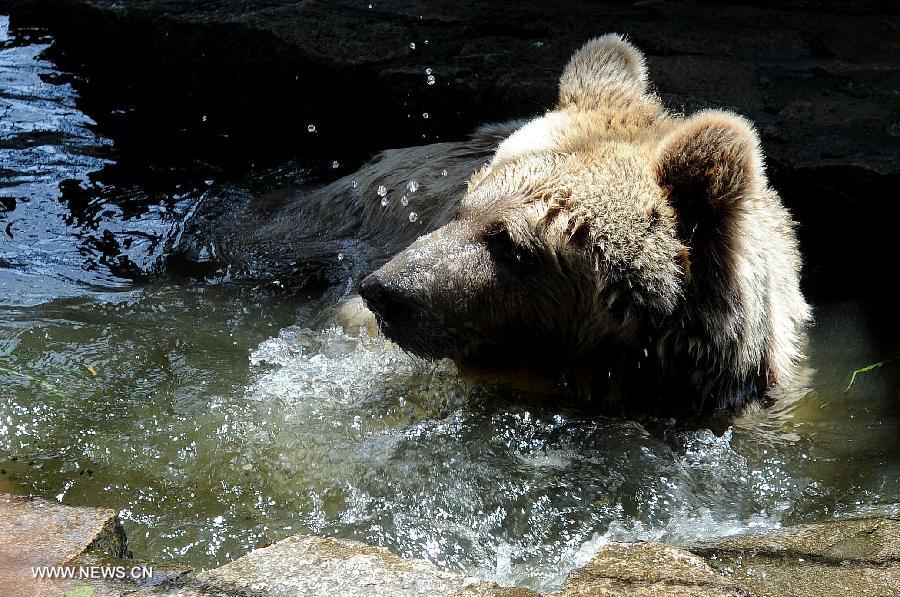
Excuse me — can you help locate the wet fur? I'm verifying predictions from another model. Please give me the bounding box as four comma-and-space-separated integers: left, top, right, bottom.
361, 34, 810, 415
186, 35, 809, 416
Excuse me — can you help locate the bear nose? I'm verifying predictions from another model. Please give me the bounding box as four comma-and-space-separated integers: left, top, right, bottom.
359, 272, 408, 323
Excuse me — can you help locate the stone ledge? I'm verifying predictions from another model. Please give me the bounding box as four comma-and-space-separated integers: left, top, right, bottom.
552, 541, 750, 597
180, 534, 537, 597
3, 491, 898, 596
0, 493, 129, 597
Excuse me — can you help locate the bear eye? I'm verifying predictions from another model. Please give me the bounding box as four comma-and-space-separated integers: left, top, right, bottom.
482, 221, 508, 239
482, 223, 525, 265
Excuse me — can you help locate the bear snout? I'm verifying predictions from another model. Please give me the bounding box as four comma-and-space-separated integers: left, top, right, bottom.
359, 272, 412, 327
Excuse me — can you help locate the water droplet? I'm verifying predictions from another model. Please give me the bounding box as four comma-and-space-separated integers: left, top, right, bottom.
351, 180, 358, 189
441, 169, 447, 176
307, 124, 316, 133
408, 212, 418, 222
377, 185, 387, 197
425, 67, 432, 75
331, 160, 340, 169
337, 253, 344, 260
424, 39, 429, 45
201, 114, 208, 122
380, 197, 389, 207
406, 180, 419, 193
400, 195, 409, 206
409, 42, 416, 50
426, 75, 435, 85
422, 112, 429, 119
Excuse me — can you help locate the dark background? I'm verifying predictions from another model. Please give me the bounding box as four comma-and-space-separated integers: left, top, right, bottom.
2, 0, 898, 301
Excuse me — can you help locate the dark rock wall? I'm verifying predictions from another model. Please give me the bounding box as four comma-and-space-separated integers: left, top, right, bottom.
2, 0, 898, 299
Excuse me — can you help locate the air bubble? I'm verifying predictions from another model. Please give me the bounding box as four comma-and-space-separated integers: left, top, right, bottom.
331, 161, 340, 169
441, 169, 447, 176
409, 42, 416, 50
425, 67, 432, 75
406, 180, 419, 193
381, 197, 389, 207
307, 124, 316, 133
400, 195, 409, 206
337, 253, 344, 261
426, 75, 435, 85
408, 212, 418, 222
422, 112, 429, 119
377, 185, 387, 197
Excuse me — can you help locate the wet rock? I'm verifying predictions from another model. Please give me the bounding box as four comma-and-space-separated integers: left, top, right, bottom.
2, 498, 898, 596
556, 517, 900, 597
58, 550, 192, 597
692, 517, 900, 597
553, 541, 749, 597
0, 492, 130, 597
170, 534, 537, 596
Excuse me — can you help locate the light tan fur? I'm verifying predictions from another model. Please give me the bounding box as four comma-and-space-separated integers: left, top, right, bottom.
361, 34, 810, 414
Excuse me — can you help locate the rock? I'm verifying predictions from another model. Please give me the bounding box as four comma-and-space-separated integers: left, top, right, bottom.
1, 0, 896, 178
169, 534, 537, 596
0, 492, 130, 597
692, 517, 900, 597
555, 517, 900, 597
553, 541, 749, 597
2, 495, 898, 597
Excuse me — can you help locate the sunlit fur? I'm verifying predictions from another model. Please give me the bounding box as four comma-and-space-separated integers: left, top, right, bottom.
361, 34, 810, 415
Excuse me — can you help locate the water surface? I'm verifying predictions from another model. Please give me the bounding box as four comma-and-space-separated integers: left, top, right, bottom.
0, 16, 897, 593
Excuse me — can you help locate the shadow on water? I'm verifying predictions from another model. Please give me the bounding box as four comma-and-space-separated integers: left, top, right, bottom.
0, 14, 352, 303
0, 15, 210, 301
0, 13, 898, 595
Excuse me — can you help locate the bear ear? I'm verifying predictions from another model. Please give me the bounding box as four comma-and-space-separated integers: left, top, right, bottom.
558, 34, 649, 111
657, 110, 765, 242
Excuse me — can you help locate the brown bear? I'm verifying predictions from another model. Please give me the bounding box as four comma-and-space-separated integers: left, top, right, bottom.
359, 34, 810, 415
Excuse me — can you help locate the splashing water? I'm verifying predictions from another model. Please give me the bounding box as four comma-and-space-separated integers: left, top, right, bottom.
0, 16, 897, 596
213, 316, 888, 592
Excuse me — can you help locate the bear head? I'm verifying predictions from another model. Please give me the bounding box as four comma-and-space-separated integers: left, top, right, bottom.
360, 34, 807, 411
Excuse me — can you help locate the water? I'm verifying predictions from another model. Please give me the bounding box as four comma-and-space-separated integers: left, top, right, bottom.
1, 16, 898, 593
0, 15, 207, 306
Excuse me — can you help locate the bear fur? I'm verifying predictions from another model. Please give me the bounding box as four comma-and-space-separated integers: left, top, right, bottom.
359, 35, 810, 415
